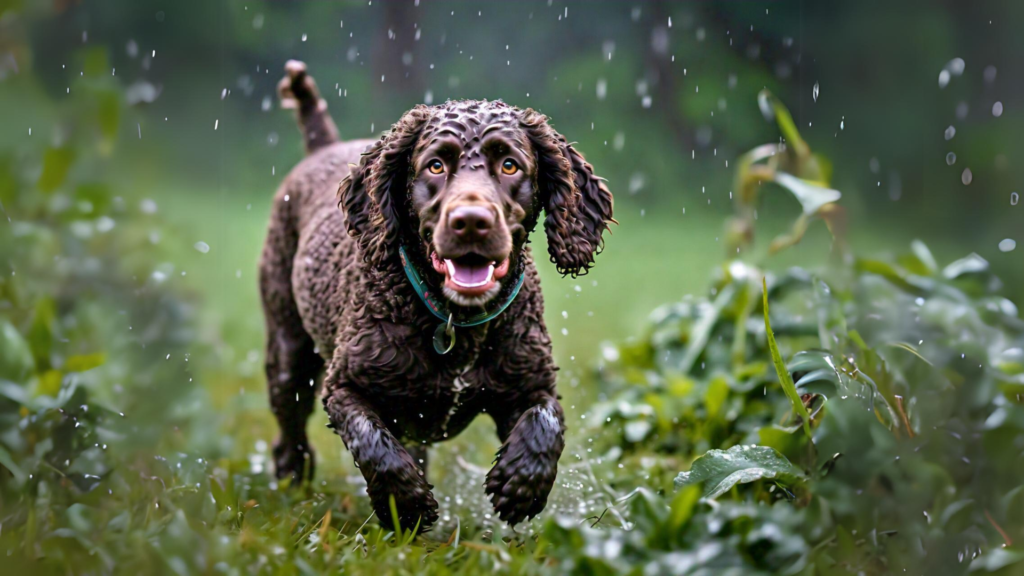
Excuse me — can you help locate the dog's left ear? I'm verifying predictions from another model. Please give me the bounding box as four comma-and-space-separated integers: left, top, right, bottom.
521, 109, 615, 277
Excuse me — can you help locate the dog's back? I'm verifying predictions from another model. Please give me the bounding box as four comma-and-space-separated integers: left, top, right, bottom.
262, 139, 373, 356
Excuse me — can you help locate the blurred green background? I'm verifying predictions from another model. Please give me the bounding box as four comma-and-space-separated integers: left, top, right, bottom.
4, 0, 1022, 364
5, 0, 1023, 366
1, 1, 1023, 573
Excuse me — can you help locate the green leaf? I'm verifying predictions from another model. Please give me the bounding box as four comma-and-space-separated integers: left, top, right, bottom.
0, 320, 35, 382
772, 172, 841, 216
758, 90, 809, 159
942, 253, 989, 279
27, 297, 56, 371
678, 283, 736, 374
969, 547, 1024, 572
0, 445, 26, 485
666, 484, 701, 532
674, 444, 806, 500
65, 353, 107, 373
705, 376, 729, 419
37, 146, 76, 193
763, 278, 813, 438
910, 239, 939, 275
97, 89, 121, 144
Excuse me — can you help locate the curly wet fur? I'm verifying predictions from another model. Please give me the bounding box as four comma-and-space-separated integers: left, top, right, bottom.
261, 62, 612, 531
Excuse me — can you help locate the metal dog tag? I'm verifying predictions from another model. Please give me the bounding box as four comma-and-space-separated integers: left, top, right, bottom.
432, 314, 456, 354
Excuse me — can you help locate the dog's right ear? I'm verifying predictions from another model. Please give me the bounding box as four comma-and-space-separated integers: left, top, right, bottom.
338, 140, 384, 246
338, 105, 432, 270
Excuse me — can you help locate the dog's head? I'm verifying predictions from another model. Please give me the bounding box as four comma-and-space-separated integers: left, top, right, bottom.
339, 100, 614, 308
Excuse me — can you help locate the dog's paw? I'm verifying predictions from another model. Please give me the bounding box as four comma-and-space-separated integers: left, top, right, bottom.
485, 442, 558, 526
273, 436, 315, 484
368, 468, 439, 532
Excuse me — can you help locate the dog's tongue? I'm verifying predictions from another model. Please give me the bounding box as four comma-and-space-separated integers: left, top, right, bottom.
445, 259, 493, 287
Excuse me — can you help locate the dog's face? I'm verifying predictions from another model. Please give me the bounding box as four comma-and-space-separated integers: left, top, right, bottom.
410, 104, 535, 306
339, 100, 614, 309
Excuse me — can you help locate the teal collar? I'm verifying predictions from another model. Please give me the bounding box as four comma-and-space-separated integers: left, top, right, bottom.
398, 245, 525, 353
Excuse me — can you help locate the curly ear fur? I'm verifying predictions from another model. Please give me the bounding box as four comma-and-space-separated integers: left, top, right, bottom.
338, 105, 432, 270
520, 109, 615, 277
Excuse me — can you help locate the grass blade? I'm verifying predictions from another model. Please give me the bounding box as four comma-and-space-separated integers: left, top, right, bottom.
762, 278, 813, 438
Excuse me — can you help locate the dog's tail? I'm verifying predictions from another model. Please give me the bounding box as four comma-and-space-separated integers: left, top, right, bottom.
278, 60, 339, 155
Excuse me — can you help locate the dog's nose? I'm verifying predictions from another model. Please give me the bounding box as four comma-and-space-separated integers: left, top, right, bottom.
448, 206, 494, 239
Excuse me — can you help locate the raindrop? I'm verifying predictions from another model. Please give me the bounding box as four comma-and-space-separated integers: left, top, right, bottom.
1012, 192, 1019, 205
194, 241, 210, 254
812, 82, 819, 102
944, 125, 955, 140
992, 101, 1003, 117
938, 69, 951, 89
998, 239, 1016, 252
961, 168, 973, 185
596, 78, 607, 101
984, 65, 997, 84
945, 152, 956, 165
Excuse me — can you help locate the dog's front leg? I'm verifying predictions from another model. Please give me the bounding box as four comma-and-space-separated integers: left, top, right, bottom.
324, 386, 439, 531
485, 392, 565, 525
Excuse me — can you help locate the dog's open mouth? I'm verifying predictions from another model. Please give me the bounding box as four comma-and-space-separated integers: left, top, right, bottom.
430, 252, 510, 298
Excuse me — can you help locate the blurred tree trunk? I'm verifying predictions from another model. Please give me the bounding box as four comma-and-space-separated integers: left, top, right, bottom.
647, 1, 694, 151
372, 3, 424, 99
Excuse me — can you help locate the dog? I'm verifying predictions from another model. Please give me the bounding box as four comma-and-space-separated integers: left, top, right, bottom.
260, 60, 614, 530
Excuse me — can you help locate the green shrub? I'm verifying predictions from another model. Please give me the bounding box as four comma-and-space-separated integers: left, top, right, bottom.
575, 95, 1024, 574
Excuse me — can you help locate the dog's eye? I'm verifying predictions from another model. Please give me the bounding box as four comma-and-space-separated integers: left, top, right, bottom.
501, 159, 519, 175
427, 160, 445, 175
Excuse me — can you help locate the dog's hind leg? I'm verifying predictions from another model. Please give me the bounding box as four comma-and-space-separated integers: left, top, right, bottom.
260, 193, 325, 484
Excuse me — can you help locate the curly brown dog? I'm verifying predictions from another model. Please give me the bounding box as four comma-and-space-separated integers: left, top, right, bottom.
261, 61, 614, 531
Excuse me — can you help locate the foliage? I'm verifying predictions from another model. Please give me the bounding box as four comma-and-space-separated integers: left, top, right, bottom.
583, 112, 1024, 574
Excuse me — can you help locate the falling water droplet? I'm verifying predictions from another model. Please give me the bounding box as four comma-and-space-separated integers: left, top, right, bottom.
946, 152, 957, 166
961, 168, 973, 185
1012, 192, 1019, 205
194, 241, 210, 254
998, 239, 1016, 252
812, 82, 819, 102
944, 125, 956, 140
